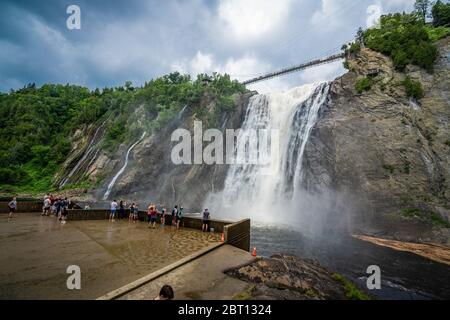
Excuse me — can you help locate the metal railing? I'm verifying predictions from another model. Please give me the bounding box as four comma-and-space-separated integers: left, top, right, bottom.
242, 53, 345, 85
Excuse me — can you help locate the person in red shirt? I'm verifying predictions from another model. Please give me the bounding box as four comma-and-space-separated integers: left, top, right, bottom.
147, 204, 158, 229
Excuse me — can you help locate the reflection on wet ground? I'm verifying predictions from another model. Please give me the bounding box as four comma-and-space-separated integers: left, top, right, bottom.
0, 213, 220, 299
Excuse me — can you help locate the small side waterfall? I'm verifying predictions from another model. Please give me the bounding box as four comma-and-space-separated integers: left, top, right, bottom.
205, 82, 330, 223
102, 131, 147, 200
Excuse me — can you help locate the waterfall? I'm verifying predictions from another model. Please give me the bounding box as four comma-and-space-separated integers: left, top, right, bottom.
102, 131, 147, 200
205, 82, 330, 223
177, 105, 188, 119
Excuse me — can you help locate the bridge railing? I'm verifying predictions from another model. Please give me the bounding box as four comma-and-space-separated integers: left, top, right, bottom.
242, 53, 345, 85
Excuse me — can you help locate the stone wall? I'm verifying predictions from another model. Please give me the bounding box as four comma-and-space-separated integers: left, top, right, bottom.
66, 209, 233, 233
0, 201, 43, 213
224, 219, 251, 252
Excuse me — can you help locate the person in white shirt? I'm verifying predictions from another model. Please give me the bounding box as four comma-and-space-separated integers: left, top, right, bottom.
43, 196, 51, 216
109, 200, 118, 222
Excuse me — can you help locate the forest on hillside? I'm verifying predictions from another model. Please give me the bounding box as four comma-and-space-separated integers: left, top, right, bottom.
0, 73, 246, 193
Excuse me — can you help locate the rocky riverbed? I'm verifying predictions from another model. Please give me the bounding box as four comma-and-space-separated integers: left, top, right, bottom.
226, 254, 370, 300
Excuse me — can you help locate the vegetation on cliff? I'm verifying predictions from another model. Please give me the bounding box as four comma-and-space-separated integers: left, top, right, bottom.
363, 13, 438, 72
0, 72, 246, 193
362, 1, 450, 72
355, 76, 373, 93
344, 1, 449, 97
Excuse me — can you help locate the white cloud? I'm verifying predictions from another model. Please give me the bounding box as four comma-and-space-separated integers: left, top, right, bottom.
218, 0, 293, 42
298, 60, 345, 83
378, 0, 414, 12
365, 0, 415, 25
171, 51, 270, 81
311, 0, 346, 28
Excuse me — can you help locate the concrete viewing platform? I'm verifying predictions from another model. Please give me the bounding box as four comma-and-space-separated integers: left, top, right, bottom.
0, 213, 222, 299
115, 244, 255, 300
0, 209, 252, 300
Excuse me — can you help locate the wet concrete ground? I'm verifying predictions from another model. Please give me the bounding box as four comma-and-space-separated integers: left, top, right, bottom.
120, 245, 255, 300
0, 213, 220, 299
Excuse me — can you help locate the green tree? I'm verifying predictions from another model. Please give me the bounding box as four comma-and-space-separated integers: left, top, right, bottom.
432, 0, 450, 26
414, 0, 431, 20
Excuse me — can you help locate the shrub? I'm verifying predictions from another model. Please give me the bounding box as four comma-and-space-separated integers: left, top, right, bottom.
332, 273, 370, 300
425, 25, 450, 41
349, 42, 361, 54
355, 77, 373, 93
343, 60, 350, 70
403, 77, 424, 99
401, 208, 450, 228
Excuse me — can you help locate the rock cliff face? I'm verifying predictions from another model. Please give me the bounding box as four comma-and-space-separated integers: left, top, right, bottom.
94, 92, 254, 209
303, 37, 450, 243
58, 91, 255, 209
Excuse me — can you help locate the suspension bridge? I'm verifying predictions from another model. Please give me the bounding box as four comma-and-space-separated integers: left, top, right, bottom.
241, 52, 345, 85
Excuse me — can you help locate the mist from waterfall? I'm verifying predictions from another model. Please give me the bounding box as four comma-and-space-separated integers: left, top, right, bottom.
204, 82, 349, 234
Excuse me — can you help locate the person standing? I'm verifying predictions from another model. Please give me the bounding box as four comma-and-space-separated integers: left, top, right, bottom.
129, 202, 135, 221
55, 198, 62, 219
160, 208, 167, 226
133, 203, 139, 223
171, 205, 178, 227
42, 194, 49, 216
149, 205, 158, 229
202, 208, 210, 232
8, 197, 17, 219
110, 199, 118, 222
176, 206, 184, 230
60, 197, 69, 224
43, 196, 51, 216
119, 200, 125, 220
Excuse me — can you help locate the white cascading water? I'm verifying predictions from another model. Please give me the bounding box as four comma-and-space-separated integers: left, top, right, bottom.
102, 131, 147, 200
205, 82, 330, 224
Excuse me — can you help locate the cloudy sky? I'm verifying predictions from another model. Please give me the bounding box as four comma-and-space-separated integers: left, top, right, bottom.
0, 0, 415, 93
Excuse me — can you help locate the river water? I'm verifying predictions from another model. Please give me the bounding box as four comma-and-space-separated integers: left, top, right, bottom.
251, 223, 450, 300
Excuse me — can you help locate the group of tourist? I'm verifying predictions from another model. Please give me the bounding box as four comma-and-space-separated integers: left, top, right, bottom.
42, 194, 73, 224
108, 200, 212, 232
6, 194, 212, 233
108, 200, 140, 223
6, 194, 72, 225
